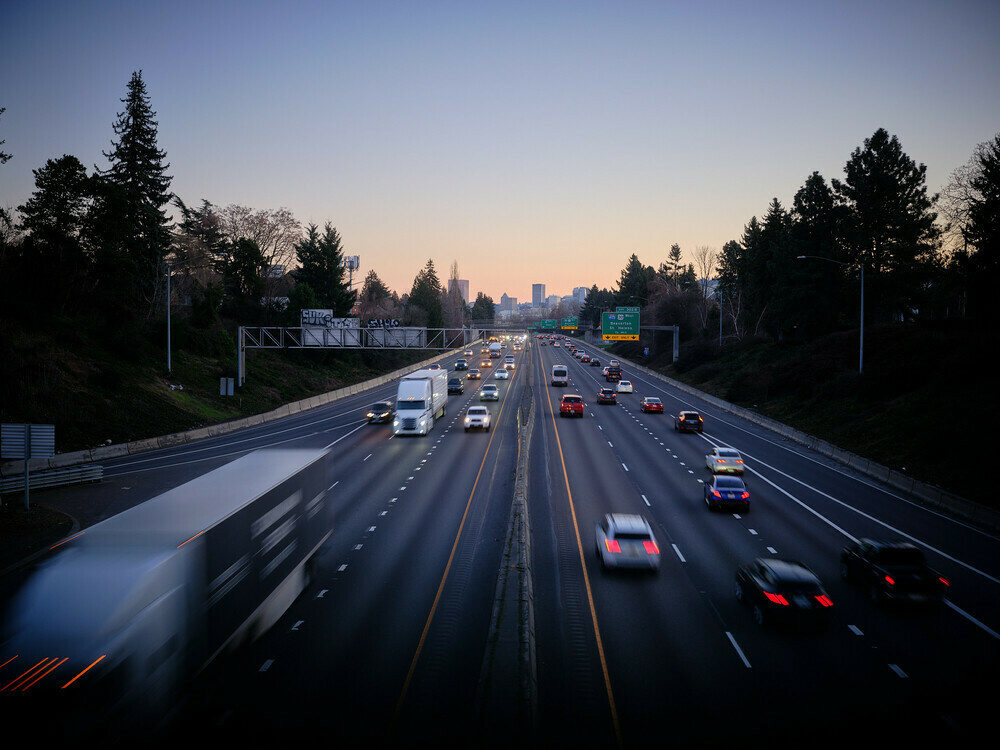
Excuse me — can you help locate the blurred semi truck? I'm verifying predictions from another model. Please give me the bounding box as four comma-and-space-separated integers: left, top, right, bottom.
0, 447, 334, 737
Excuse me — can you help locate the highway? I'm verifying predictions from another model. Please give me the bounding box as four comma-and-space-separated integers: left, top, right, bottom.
2, 338, 998, 745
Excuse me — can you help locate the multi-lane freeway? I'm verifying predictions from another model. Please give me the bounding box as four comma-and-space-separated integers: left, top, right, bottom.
2, 338, 997, 745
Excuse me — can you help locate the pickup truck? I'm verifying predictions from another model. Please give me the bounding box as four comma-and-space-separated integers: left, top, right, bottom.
840, 539, 950, 606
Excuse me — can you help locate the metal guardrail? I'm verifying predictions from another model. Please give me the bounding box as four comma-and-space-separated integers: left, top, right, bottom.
0, 465, 103, 494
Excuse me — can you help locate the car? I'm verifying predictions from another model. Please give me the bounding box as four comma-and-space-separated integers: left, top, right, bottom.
706, 446, 744, 475
595, 514, 660, 571
597, 388, 617, 405
480, 384, 499, 401
605, 366, 622, 382
467, 368, 481, 380
559, 394, 584, 417
481, 359, 492, 368
639, 397, 663, 413
581, 354, 590, 363
464, 349, 474, 357
427, 363, 442, 370
590, 358, 601, 367
735, 558, 834, 628
455, 358, 468, 370
464, 405, 491, 431
494, 368, 509, 380
704, 475, 750, 512
553, 342, 560, 347
840, 539, 949, 606
674, 411, 703, 432
602, 366, 610, 376
609, 359, 620, 367
617, 380, 633, 393
447, 378, 465, 395
366, 401, 395, 424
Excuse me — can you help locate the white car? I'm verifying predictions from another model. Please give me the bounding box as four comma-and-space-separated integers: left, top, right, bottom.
595, 513, 660, 571
480, 384, 500, 401
706, 446, 745, 475
495, 368, 509, 380
617, 380, 633, 393
464, 406, 491, 431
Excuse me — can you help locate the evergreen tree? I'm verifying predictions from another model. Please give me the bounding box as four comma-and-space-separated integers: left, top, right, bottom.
406, 259, 444, 328
615, 253, 655, 306
294, 222, 354, 315
470, 292, 495, 322
98, 71, 173, 317
832, 128, 941, 323
16, 155, 95, 315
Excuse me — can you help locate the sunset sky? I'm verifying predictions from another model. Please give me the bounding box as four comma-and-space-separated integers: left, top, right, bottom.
2, 0, 998, 304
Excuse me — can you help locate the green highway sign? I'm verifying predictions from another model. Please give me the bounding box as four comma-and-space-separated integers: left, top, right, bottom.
561, 317, 578, 330
602, 311, 639, 340
540, 319, 558, 328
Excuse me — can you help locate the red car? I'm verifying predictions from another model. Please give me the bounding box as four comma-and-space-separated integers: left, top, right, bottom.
559, 394, 585, 417
640, 397, 663, 413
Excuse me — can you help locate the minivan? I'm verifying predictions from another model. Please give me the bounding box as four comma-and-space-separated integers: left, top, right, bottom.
551, 365, 568, 386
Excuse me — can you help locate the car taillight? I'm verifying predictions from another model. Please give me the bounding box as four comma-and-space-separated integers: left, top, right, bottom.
763, 591, 789, 605
643, 541, 659, 555
884, 575, 895, 586
740, 492, 749, 499
735, 459, 743, 464
605, 539, 621, 554
712, 490, 722, 498
815, 594, 834, 607
939, 577, 950, 588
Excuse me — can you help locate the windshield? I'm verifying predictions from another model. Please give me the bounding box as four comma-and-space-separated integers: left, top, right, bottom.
397, 400, 425, 410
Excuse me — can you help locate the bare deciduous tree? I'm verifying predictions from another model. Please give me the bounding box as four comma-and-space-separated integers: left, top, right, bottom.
219, 204, 302, 306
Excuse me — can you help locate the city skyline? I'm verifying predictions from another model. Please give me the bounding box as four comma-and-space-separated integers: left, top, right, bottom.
2, 1, 998, 304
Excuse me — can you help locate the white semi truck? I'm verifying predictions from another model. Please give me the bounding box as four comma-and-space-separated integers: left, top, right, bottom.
393, 368, 448, 436
0, 448, 334, 737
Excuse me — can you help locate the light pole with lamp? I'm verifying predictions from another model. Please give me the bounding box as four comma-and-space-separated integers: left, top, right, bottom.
796, 255, 864, 375
166, 255, 206, 375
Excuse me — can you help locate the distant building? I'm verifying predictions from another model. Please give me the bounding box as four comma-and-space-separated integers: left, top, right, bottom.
573, 287, 589, 304
501, 293, 517, 311
532, 283, 546, 307
547, 294, 559, 309
448, 278, 470, 304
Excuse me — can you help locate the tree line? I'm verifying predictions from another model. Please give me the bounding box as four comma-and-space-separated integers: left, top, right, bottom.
0, 72, 496, 353
580, 128, 1000, 345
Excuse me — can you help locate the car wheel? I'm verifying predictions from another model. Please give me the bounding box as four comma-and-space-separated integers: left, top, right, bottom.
753, 604, 766, 627
464, 427, 469, 432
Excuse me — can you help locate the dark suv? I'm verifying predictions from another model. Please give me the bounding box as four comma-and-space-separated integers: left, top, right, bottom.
448, 378, 465, 394
674, 411, 703, 433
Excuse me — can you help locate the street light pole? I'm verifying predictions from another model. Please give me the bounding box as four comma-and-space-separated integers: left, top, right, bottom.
797, 255, 864, 375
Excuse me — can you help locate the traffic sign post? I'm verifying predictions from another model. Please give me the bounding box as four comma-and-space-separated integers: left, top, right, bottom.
602, 311, 639, 340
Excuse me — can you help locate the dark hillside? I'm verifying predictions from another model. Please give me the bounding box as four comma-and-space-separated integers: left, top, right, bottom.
610, 319, 993, 509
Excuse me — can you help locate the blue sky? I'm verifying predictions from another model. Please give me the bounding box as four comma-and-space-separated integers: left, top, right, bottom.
2, 0, 998, 303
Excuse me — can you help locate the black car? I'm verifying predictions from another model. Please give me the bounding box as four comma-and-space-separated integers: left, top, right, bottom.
840, 539, 949, 606
366, 401, 395, 424
704, 475, 750, 512
589, 358, 601, 367
455, 358, 468, 371
448, 378, 465, 395
597, 388, 617, 405
674, 411, 703, 433
735, 558, 834, 629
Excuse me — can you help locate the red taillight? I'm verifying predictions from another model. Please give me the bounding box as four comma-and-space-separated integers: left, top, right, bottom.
643, 541, 659, 555
884, 575, 895, 586
735, 459, 744, 464
763, 591, 789, 605
815, 594, 834, 608
605, 539, 621, 554
939, 577, 950, 587
740, 492, 749, 499
712, 490, 722, 498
